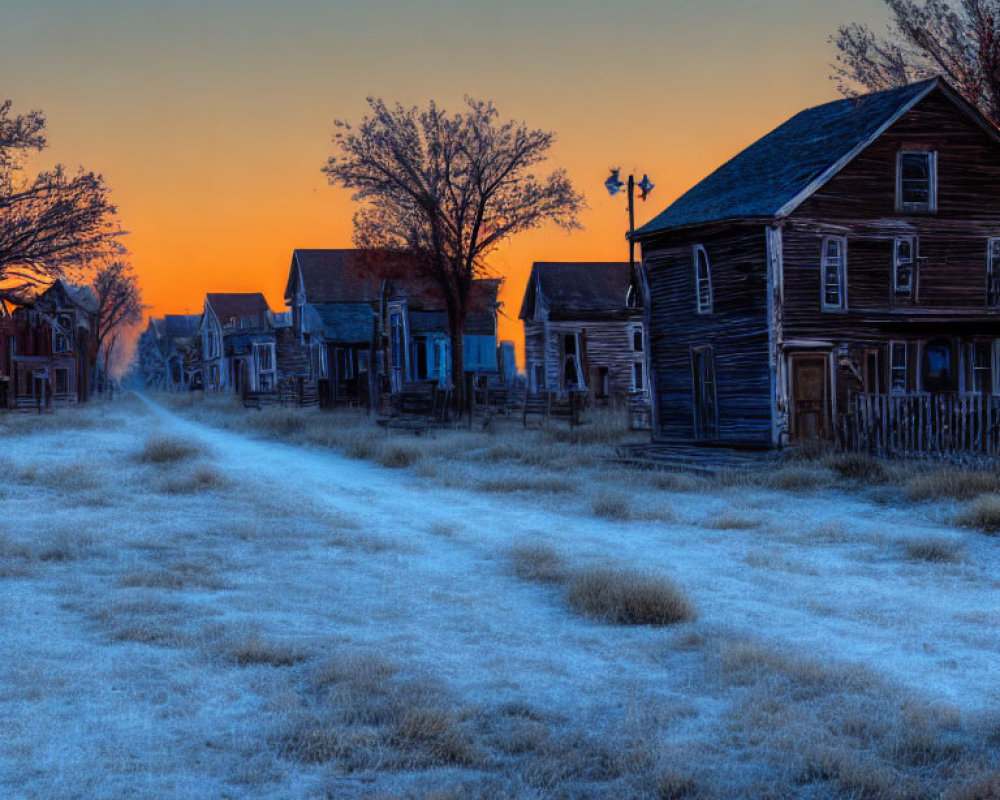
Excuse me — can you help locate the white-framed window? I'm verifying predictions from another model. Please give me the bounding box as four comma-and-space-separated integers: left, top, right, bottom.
562, 332, 584, 390
52, 315, 72, 353
693, 245, 712, 314
890, 341, 908, 394
896, 151, 937, 212
893, 236, 916, 297
317, 344, 328, 379
821, 236, 848, 311
987, 238, 1000, 308
628, 325, 643, 353
632, 361, 644, 391
968, 341, 992, 394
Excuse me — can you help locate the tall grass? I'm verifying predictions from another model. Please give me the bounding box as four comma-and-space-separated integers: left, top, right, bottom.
567, 567, 696, 626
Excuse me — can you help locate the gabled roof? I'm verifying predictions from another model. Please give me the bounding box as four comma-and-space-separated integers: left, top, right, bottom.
635, 78, 999, 236
286, 249, 419, 304
519, 262, 633, 320
304, 303, 375, 342
162, 314, 201, 339
205, 293, 271, 327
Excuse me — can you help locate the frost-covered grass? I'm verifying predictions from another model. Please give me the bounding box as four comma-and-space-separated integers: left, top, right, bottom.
0, 397, 998, 799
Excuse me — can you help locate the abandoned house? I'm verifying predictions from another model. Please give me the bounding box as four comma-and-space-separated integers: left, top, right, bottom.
200, 292, 281, 395
284, 248, 500, 406
635, 77, 1000, 454
519, 261, 647, 404
137, 314, 202, 391
6, 279, 99, 408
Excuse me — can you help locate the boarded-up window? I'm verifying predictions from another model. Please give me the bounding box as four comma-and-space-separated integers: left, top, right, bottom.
821, 237, 847, 311
693, 245, 712, 314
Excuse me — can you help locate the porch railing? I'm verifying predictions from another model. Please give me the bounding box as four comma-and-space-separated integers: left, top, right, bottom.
844, 392, 1000, 456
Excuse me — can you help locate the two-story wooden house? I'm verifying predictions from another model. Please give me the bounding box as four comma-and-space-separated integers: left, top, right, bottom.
7, 279, 98, 408
636, 78, 1000, 452
200, 293, 277, 395
519, 261, 647, 404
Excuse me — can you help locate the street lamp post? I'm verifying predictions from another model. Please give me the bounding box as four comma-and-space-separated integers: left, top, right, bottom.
605, 168, 654, 297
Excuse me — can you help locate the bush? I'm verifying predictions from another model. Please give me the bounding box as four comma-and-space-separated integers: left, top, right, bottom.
567, 567, 695, 626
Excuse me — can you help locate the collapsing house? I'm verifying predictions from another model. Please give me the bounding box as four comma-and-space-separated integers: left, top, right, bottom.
636, 77, 1000, 454
519, 262, 647, 405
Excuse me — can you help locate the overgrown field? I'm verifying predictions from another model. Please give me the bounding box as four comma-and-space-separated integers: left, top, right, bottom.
0, 395, 997, 799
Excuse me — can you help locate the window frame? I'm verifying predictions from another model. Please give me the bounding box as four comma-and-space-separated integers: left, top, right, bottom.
890, 340, 908, 394
968, 340, 993, 394
893, 236, 917, 297
632, 361, 644, 392
561, 331, 585, 391
628, 324, 643, 353
987, 237, 1000, 308
895, 151, 937, 213
820, 236, 848, 312
693, 245, 712, 314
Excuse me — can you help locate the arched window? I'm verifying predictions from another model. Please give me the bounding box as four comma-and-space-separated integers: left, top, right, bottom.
693, 245, 712, 313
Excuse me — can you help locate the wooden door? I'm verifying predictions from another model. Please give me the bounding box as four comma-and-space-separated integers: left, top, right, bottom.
791, 354, 830, 441
691, 346, 718, 440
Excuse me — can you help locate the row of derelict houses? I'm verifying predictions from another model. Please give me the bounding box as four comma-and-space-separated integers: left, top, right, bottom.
140, 77, 1000, 456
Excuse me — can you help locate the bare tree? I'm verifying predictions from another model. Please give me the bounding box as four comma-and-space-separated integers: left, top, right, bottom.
0, 99, 121, 296
92, 261, 143, 391
831, 0, 1000, 121
323, 97, 585, 408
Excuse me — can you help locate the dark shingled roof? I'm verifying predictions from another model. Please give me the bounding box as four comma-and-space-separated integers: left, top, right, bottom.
519, 262, 633, 320
635, 78, 956, 236
162, 314, 201, 339
305, 303, 375, 342
206, 293, 271, 328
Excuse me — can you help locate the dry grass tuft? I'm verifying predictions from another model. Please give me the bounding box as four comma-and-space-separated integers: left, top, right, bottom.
509, 542, 566, 584
138, 434, 202, 464
567, 567, 696, 626
702, 510, 761, 530
901, 536, 965, 564
906, 468, 1000, 501
956, 494, 1000, 534
765, 465, 833, 491
377, 441, 424, 468
159, 464, 228, 494
229, 633, 308, 667
477, 473, 575, 494
827, 452, 889, 483
654, 768, 701, 799
591, 490, 632, 520
30, 461, 104, 492
649, 472, 710, 493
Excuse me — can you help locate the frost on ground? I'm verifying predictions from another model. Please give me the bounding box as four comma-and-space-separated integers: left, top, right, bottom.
0, 395, 998, 799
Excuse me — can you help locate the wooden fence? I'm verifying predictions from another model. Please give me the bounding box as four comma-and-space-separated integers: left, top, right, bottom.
844, 392, 1000, 456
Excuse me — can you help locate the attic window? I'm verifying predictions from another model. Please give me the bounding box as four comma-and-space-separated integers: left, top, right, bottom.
693, 245, 712, 314
226, 315, 237, 328
896, 152, 937, 212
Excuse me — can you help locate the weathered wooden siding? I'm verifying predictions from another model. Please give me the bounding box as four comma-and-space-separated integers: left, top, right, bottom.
642, 224, 772, 444
524, 317, 644, 401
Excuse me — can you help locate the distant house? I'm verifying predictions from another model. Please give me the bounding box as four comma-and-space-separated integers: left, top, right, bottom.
519, 262, 646, 404
284, 249, 500, 406
635, 78, 1000, 453
7, 279, 98, 408
200, 293, 278, 395
137, 314, 202, 391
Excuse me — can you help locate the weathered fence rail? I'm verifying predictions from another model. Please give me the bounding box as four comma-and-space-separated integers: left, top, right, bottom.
845, 392, 1000, 457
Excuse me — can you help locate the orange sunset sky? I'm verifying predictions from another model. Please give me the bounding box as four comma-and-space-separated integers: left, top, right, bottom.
2, 0, 890, 362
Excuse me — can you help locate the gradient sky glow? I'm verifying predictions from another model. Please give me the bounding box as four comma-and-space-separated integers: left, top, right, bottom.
1, 0, 890, 352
